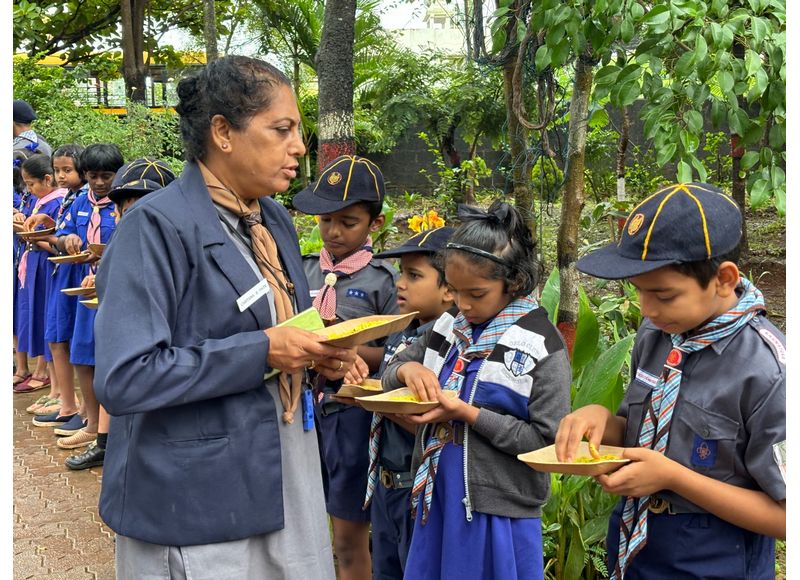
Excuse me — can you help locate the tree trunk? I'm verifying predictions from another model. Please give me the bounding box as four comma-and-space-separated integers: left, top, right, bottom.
120, 0, 148, 103
557, 56, 593, 356
503, 57, 536, 246
731, 40, 749, 257
315, 0, 357, 171
203, 0, 219, 62
616, 105, 630, 202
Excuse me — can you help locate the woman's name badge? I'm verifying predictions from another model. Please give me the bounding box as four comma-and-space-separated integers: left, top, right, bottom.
236, 278, 270, 312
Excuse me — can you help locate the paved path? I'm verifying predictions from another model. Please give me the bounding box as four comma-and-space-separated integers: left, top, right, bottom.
13, 390, 115, 579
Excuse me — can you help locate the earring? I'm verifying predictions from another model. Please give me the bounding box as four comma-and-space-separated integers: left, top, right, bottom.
221, 143, 229, 150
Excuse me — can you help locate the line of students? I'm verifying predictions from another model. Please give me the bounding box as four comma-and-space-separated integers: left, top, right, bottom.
12, 143, 786, 578
13, 143, 176, 471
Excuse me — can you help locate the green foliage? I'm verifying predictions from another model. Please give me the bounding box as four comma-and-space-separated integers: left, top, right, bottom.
417, 132, 495, 215
539, 268, 640, 578
532, 157, 565, 204
13, 57, 184, 167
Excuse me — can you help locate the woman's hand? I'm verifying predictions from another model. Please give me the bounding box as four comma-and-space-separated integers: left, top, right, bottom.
264, 327, 354, 377
13, 211, 26, 224
61, 234, 84, 255
397, 362, 441, 402
342, 354, 370, 385
314, 346, 359, 381
81, 273, 96, 288
23, 213, 55, 231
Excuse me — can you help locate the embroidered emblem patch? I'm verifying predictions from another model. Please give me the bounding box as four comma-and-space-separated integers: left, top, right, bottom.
453, 356, 468, 376
504, 349, 536, 377
345, 288, 368, 301
690, 435, 717, 468
327, 171, 342, 186
628, 213, 645, 236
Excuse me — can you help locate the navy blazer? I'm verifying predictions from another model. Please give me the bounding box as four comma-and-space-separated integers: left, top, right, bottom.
94, 162, 312, 546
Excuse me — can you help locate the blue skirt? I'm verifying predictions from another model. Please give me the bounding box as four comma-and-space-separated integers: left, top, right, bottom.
403, 440, 544, 580
18, 250, 53, 360
44, 263, 83, 344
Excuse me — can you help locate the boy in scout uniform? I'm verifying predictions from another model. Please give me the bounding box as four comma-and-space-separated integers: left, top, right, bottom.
555, 182, 785, 579
293, 155, 398, 579
345, 226, 456, 579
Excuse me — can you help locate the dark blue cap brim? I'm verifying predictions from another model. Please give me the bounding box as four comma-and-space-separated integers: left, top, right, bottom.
374, 246, 437, 259
292, 187, 367, 215
576, 243, 680, 280
108, 186, 157, 205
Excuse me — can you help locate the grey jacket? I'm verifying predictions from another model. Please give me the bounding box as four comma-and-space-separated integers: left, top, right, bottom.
382, 307, 571, 520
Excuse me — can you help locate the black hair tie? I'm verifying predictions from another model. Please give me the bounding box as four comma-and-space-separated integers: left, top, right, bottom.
456, 203, 510, 225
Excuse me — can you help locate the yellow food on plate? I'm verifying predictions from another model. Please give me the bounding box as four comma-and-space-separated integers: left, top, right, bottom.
573, 454, 620, 463
324, 320, 385, 340
388, 395, 423, 402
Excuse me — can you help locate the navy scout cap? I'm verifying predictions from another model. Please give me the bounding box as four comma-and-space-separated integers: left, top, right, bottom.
576, 182, 743, 280
292, 155, 385, 215
374, 226, 455, 259
13, 100, 37, 124
108, 157, 176, 205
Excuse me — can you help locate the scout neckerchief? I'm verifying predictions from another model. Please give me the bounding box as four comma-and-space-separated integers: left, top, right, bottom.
17, 188, 65, 287
199, 161, 302, 424
86, 188, 114, 274
613, 277, 766, 579
313, 237, 373, 321
57, 184, 87, 230
410, 292, 539, 524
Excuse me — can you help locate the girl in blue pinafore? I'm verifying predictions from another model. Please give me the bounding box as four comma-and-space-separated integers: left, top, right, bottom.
17, 155, 65, 380
383, 201, 572, 580
38, 145, 88, 420
53, 143, 124, 449
12, 151, 36, 387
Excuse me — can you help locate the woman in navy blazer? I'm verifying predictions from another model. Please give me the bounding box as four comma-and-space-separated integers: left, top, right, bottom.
94, 56, 355, 579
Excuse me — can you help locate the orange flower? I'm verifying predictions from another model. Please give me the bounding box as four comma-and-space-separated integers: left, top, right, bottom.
408, 209, 445, 233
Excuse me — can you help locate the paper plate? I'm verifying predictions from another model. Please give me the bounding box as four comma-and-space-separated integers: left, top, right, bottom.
61, 286, 97, 297
48, 252, 92, 264
314, 311, 418, 348
17, 227, 55, 239
88, 243, 106, 257
337, 378, 383, 399
80, 297, 99, 310
517, 442, 629, 476
356, 387, 458, 415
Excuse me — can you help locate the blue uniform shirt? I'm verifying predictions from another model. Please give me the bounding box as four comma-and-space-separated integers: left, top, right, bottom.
619, 314, 786, 511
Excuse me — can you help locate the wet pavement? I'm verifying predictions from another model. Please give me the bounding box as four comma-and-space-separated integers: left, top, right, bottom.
13, 390, 115, 579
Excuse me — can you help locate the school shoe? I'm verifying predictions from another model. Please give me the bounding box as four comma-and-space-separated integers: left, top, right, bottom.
53, 415, 87, 436
56, 428, 96, 450
32, 412, 77, 428
64, 442, 105, 470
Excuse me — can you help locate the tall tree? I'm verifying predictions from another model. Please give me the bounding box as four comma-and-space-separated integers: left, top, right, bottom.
315, 0, 357, 169
203, 0, 220, 62
120, 0, 148, 103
